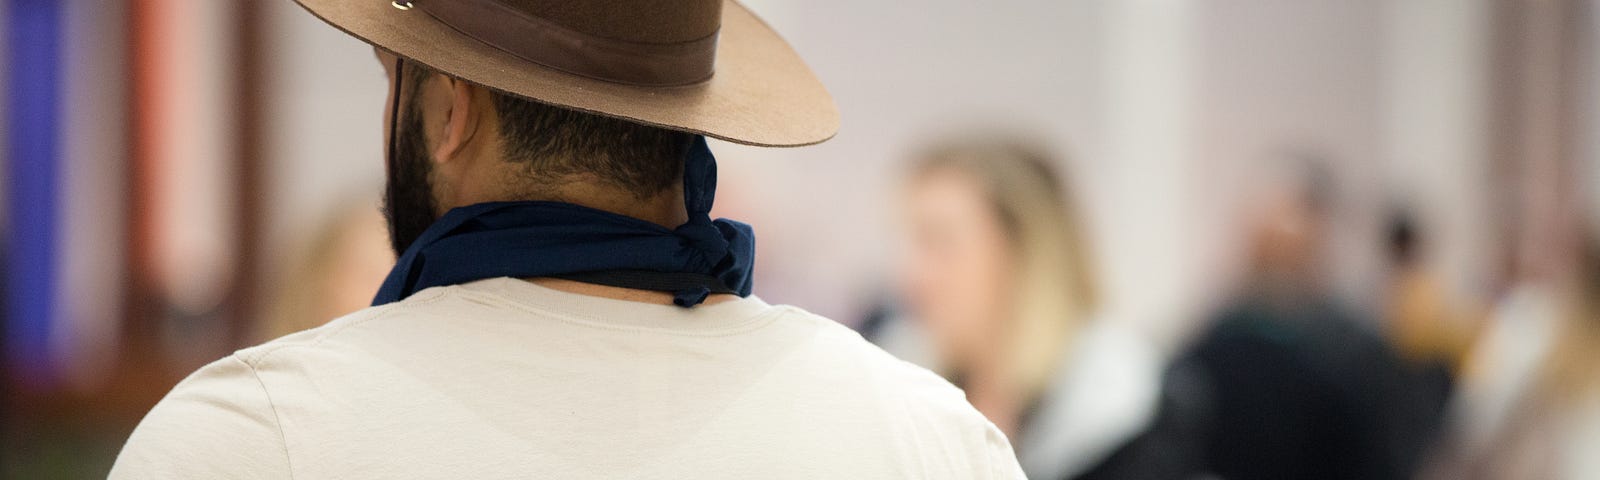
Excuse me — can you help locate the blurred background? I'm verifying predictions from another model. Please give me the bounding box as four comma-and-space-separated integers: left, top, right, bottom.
3, 0, 1599, 478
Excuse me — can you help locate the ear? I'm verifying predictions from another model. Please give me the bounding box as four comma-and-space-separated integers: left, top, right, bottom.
432, 78, 483, 165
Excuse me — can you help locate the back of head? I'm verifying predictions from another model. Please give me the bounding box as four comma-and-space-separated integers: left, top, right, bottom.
404, 63, 695, 200
1387, 208, 1421, 269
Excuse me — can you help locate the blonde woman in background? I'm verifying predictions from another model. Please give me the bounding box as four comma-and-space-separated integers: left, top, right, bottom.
895, 138, 1178, 480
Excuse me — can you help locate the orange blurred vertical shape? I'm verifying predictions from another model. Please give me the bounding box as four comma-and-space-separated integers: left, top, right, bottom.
124, 0, 173, 353
123, 0, 255, 362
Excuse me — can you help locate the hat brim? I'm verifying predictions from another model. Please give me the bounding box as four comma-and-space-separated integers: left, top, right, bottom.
291, 0, 838, 147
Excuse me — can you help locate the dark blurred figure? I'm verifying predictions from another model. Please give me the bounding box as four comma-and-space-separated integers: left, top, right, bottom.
1383, 210, 1475, 371
1375, 209, 1462, 472
890, 138, 1195, 480
1168, 163, 1425, 480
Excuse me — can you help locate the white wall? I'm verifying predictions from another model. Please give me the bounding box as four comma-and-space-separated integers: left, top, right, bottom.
1382, 0, 1493, 301
1193, 1, 1387, 319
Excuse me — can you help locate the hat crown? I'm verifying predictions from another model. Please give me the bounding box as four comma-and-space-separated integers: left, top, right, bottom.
496, 0, 723, 44
294, 0, 838, 146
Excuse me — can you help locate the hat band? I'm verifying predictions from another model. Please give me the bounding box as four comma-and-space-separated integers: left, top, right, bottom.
415, 0, 718, 87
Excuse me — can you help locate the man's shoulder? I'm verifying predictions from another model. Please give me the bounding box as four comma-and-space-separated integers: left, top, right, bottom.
765, 306, 1007, 435
790, 307, 972, 401
110, 355, 290, 479
110, 290, 458, 479
710, 304, 1025, 478
235, 286, 460, 366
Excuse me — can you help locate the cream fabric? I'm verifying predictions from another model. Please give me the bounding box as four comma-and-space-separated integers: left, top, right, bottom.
111, 278, 1023, 479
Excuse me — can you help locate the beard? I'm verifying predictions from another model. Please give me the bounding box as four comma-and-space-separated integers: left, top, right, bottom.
382, 89, 441, 257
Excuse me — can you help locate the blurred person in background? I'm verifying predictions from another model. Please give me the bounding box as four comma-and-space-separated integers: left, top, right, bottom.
1173, 160, 1423, 480
1428, 233, 1600, 479
255, 200, 392, 342
1383, 209, 1480, 376
1378, 209, 1474, 456
896, 138, 1182, 480
109, 1, 1023, 478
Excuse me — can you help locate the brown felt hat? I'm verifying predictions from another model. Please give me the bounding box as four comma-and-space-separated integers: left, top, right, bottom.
291, 0, 838, 147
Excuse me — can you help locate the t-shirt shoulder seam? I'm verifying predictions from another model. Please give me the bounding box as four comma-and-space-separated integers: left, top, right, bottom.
232, 354, 297, 480
239, 288, 452, 366
765, 304, 836, 330
453, 288, 787, 337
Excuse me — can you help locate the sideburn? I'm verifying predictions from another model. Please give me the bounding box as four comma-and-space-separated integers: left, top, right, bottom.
382, 69, 443, 257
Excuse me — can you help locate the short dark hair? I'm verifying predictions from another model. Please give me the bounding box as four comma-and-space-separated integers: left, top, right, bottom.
1386, 209, 1420, 266
405, 62, 692, 199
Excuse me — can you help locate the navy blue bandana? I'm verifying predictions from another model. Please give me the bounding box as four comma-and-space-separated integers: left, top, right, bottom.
371, 136, 754, 307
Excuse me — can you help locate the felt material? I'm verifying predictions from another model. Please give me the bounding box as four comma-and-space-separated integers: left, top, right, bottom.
291, 0, 838, 147
512, 0, 722, 43
417, 0, 718, 86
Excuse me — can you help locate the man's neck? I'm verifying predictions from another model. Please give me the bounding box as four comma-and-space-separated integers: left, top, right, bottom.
498, 180, 689, 229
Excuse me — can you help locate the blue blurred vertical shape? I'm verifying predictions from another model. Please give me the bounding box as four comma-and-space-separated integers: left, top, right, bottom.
6, 0, 62, 386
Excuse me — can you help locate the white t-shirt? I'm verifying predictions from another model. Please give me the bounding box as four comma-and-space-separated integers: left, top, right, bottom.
111, 277, 1023, 479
